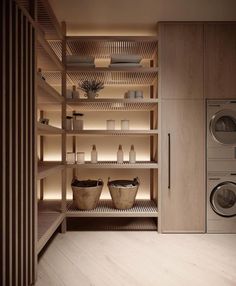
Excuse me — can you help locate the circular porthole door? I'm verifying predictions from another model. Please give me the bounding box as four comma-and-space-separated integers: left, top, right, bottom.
210, 109, 236, 145
210, 182, 236, 217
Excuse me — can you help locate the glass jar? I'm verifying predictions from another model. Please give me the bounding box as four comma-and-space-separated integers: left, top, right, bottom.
121, 119, 130, 130
66, 152, 76, 164
106, 120, 115, 130
77, 152, 85, 164
73, 113, 84, 130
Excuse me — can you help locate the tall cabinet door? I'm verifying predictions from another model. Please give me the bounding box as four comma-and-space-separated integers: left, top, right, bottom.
205, 23, 236, 99
159, 22, 205, 232
161, 100, 205, 232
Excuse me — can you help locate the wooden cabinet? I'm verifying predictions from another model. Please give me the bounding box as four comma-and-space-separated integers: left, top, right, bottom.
159, 23, 204, 99
204, 23, 236, 99
161, 100, 205, 232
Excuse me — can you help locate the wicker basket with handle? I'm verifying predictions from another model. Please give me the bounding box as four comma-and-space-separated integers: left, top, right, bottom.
108, 177, 140, 210
71, 178, 103, 210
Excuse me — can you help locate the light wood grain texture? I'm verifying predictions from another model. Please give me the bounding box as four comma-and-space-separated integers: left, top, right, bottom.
37, 213, 64, 254
159, 23, 204, 99
36, 232, 236, 286
204, 23, 236, 99
161, 100, 205, 232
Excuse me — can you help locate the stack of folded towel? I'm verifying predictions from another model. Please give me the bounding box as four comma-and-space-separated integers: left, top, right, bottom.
109, 55, 142, 68
66, 55, 95, 68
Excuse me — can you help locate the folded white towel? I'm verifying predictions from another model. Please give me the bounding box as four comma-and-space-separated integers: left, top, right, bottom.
66, 55, 95, 63
109, 63, 142, 68
111, 54, 142, 64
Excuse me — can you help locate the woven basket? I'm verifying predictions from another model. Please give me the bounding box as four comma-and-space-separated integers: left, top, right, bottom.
108, 177, 140, 210
71, 178, 103, 210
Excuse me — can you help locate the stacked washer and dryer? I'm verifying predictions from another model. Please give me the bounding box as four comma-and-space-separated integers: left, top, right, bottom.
207, 100, 236, 233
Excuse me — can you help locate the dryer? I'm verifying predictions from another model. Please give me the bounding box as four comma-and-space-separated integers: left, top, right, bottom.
207, 173, 236, 233
207, 100, 236, 172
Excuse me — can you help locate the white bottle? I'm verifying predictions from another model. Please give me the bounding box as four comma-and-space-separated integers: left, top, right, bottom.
117, 144, 124, 164
129, 145, 136, 164
91, 145, 98, 164
72, 85, 80, 99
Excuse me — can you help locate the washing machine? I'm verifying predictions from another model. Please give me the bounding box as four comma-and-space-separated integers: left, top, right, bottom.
207, 173, 236, 233
207, 100, 236, 172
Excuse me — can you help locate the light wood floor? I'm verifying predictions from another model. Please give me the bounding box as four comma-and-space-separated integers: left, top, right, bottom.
36, 231, 236, 286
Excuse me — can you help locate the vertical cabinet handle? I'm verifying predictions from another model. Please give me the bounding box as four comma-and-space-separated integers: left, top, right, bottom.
168, 133, 171, 189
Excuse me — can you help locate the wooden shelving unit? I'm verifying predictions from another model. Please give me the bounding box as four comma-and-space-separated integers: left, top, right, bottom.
33, 0, 66, 255
62, 35, 159, 228
33, 2, 159, 240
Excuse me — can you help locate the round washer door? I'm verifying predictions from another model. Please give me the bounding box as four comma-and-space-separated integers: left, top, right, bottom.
210, 109, 236, 145
210, 182, 236, 217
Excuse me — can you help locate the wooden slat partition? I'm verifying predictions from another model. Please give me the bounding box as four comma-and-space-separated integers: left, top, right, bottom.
1, 0, 36, 285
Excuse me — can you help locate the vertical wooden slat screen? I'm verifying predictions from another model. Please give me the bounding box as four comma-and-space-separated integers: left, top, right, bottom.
0, 0, 36, 285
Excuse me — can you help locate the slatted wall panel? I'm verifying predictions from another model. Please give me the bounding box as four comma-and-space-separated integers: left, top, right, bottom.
0, 1, 36, 285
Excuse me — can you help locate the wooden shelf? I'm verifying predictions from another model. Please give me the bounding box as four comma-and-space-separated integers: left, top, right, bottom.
37, 122, 64, 135
67, 130, 158, 136
38, 200, 62, 213
37, 32, 63, 71
67, 67, 158, 86
66, 98, 158, 111
66, 161, 158, 169
66, 36, 158, 59
37, 75, 64, 104
37, 163, 64, 180
67, 199, 158, 218
38, 212, 64, 254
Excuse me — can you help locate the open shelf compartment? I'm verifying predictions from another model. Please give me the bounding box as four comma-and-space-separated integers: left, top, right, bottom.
67, 67, 158, 86
66, 98, 158, 111
66, 36, 158, 59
